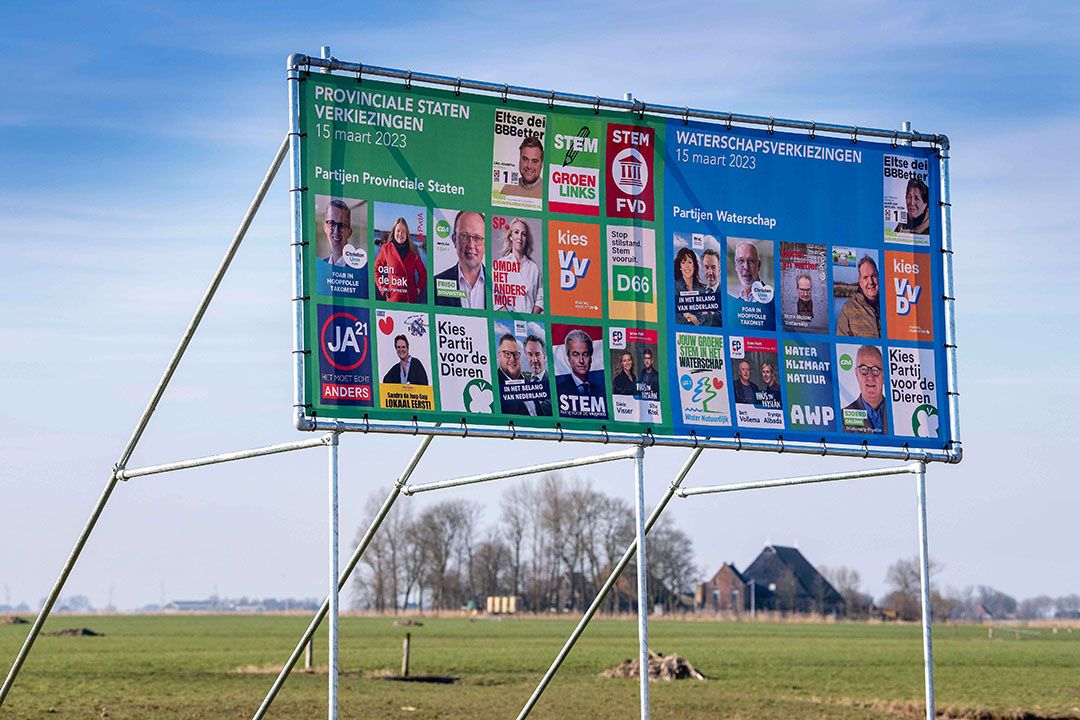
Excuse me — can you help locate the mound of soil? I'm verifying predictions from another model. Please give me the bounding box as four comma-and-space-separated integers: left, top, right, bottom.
1, 616, 29, 625
601, 650, 705, 682
43, 628, 102, 637
393, 619, 424, 627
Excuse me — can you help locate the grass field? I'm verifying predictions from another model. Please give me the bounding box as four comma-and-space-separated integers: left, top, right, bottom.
2, 615, 1078, 719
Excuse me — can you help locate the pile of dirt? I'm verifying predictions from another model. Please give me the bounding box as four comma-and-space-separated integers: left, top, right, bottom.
1, 616, 29, 625
601, 650, 705, 682
43, 628, 102, 637
393, 619, 424, 627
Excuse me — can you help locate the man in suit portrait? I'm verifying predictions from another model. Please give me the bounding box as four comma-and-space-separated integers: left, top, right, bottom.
435, 210, 487, 309
382, 334, 428, 386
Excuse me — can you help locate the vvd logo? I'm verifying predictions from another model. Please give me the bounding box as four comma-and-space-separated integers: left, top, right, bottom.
894, 279, 922, 316
558, 250, 589, 290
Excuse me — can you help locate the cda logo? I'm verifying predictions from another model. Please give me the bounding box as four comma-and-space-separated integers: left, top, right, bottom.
838, 353, 854, 372
435, 219, 451, 239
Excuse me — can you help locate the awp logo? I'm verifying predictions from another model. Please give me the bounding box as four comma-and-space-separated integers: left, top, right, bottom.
320, 310, 370, 370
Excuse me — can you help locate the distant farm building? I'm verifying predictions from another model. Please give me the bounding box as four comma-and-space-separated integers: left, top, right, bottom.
698, 545, 845, 616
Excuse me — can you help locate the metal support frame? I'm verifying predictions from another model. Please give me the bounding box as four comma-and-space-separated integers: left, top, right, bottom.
403, 448, 636, 495
914, 462, 935, 720
287, 53, 947, 147
0, 135, 290, 709
310, 418, 958, 463
327, 433, 339, 720
632, 446, 650, 719
678, 461, 938, 720
515, 449, 702, 720
251, 432, 436, 720
116, 437, 332, 480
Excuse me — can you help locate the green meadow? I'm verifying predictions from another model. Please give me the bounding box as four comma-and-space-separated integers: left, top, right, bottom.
1, 615, 1077, 719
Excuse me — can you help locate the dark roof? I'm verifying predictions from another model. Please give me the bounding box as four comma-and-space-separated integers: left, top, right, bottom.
708, 562, 746, 584
742, 545, 843, 606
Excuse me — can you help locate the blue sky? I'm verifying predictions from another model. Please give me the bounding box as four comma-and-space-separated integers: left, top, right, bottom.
1, 1, 1077, 610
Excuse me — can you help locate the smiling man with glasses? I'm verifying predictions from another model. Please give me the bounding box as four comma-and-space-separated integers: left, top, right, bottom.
843, 344, 889, 434
435, 210, 487, 308
320, 199, 353, 266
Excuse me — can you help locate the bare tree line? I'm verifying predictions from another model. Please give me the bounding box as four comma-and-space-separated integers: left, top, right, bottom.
351, 474, 697, 614
824, 559, 1080, 621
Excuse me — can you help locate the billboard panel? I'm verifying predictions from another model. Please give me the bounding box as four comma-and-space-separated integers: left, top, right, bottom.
296, 73, 953, 452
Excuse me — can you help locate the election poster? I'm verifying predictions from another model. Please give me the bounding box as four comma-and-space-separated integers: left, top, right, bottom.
608, 327, 662, 424
779, 242, 828, 334
492, 108, 546, 212
783, 339, 837, 432
728, 336, 784, 429
314, 195, 368, 299
375, 308, 434, 412
548, 115, 601, 216
726, 238, 776, 332
887, 347, 939, 439
493, 320, 553, 417
884, 250, 934, 342
837, 343, 889, 435
607, 225, 658, 322
552, 323, 608, 420
883, 153, 931, 247
675, 332, 731, 428
605, 123, 655, 221
372, 201, 428, 304
299, 73, 954, 454
491, 215, 545, 313
672, 233, 722, 328
548, 220, 601, 318
833, 247, 881, 339
435, 314, 493, 414
432, 208, 487, 310
317, 304, 373, 407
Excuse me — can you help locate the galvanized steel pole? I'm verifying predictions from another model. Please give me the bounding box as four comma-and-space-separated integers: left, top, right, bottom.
251, 431, 436, 720
0, 136, 288, 709
633, 445, 650, 720
514, 448, 701, 720
404, 448, 636, 495
327, 433, 339, 720
915, 462, 936, 720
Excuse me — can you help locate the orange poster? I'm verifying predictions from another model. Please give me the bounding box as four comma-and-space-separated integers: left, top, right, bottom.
548, 220, 601, 318
884, 250, 934, 342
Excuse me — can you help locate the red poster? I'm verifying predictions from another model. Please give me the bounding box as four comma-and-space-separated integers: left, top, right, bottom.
605, 124, 655, 221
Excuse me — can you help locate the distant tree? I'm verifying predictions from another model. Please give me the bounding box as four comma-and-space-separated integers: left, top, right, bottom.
400, 514, 427, 611
821, 565, 872, 618
882, 556, 944, 620
647, 519, 698, 614
776, 567, 799, 614
500, 482, 533, 598
473, 531, 512, 600
974, 585, 1017, 619
1017, 595, 1054, 620
1055, 594, 1080, 618
417, 499, 482, 611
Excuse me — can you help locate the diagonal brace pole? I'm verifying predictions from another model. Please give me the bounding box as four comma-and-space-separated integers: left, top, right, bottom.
250, 431, 436, 720
0, 134, 290, 709
515, 448, 702, 720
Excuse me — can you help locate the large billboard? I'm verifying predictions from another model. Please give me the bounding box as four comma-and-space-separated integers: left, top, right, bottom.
296, 73, 952, 452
